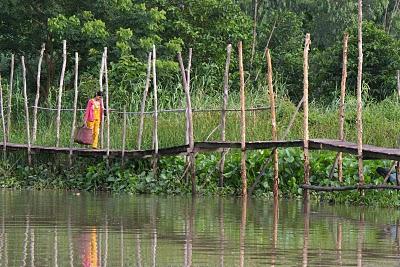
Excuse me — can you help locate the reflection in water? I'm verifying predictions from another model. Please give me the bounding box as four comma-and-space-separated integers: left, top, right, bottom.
2, 191, 400, 266
82, 229, 98, 267
336, 223, 342, 266
218, 198, 225, 267
302, 200, 310, 267
271, 198, 278, 267
357, 212, 365, 267
239, 197, 247, 267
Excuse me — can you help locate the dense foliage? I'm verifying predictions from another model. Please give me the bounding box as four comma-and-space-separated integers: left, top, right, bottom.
1, 0, 400, 105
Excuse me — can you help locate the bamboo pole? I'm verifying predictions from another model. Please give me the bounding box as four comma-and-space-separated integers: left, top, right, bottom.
250, 0, 258, 66
397, 70, 400, 100
184, 49, 193, 184
6, 54, 14, 141
69, 52, 79, 166
219, 44, 232, 188
0, 74, 6, 155
238, 41, 247, 197
100, 49, 106, 149
21, 56, 31, 165
56, 40, 67, 147
152, 45, 159, 176
178, 50, 196, 195
32, 43, 46, 144
185, 48, 193, 148
357, 0, 365, 186
122, 107, 127, 165
137, 52, 152, 150
104, 48, 110, 159
266, 48, 279, 198
338, 33, 349, 183
303, 34, 311, 199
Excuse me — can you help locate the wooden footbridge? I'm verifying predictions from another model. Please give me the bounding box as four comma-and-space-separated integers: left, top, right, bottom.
1, 6, 400, 197
3, 139, 400, 162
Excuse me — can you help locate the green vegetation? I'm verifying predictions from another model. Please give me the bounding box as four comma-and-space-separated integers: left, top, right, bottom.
1, 0, 400, 205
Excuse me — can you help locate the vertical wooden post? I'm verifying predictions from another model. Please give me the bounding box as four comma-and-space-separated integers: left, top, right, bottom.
152, 45, 159, 176
69, 52, 79, 166
266, 49, 279, 198
100, 49, 106, 149
338, 33, 349, 183
397, 70, 400, 100
21, 56, 31, 165
303, 33, 311, 199
250, 0, 258, 66
6, 54, 14, 141
357, 0, 365, 186
137, 52, 152, 150
32, 43, 45, 144
178, 50, 196, 195
104, 47, 110, 160
185, 48, 193, 149
219, 44, 232, 187
56, 40, 67, 147
238, 41, 247, 198
0, 74, 6, 155
122, 106, 127, 165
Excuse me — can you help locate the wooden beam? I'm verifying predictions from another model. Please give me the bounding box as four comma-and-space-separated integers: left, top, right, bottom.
69, 52, 79, 166
219, 44, 232, 187
56, 40, 67, 147
238, 41, 247, 198
32, 43, 46, 144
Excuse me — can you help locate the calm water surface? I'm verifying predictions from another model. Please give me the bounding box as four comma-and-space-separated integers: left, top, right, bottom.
0, 190, 400, 266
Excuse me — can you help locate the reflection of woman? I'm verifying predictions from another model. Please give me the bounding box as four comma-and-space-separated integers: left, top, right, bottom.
82, 229, 98, 267
84, 91, 104, 149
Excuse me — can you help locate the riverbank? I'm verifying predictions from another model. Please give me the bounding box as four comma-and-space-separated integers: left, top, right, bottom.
1, 147, 400, 207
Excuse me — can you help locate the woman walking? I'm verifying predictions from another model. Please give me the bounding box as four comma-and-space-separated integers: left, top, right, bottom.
84, 91, 104, 149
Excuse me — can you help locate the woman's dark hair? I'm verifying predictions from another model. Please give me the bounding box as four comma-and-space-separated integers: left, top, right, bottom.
95, 91, 103, 97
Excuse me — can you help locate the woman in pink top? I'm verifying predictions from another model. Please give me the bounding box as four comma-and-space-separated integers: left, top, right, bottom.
84, 91, 104, 149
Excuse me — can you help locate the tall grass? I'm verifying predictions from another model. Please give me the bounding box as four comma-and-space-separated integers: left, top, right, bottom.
5, 92, 400, 150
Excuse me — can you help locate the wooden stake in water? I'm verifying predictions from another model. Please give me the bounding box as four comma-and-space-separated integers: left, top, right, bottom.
303, 34, 311, 198
104, 48, 110, 160
69, 52, 79, 166
219, 44, 232, 187
238, 41, 247, 197
152, 45, 159, 176
0, 74, 7, 155
32, 43, 46, 144
357, 0, 364, 186
266, 48, 279, 198
56, 40, 67, 147
338, 33, 349, 183
178, 50, 195, 195
6, 54, 14, 141
21, 56, 31, 165
137, 52, 152, 150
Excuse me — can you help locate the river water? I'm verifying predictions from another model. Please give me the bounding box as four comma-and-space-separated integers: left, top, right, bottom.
0, 190, 400, 266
